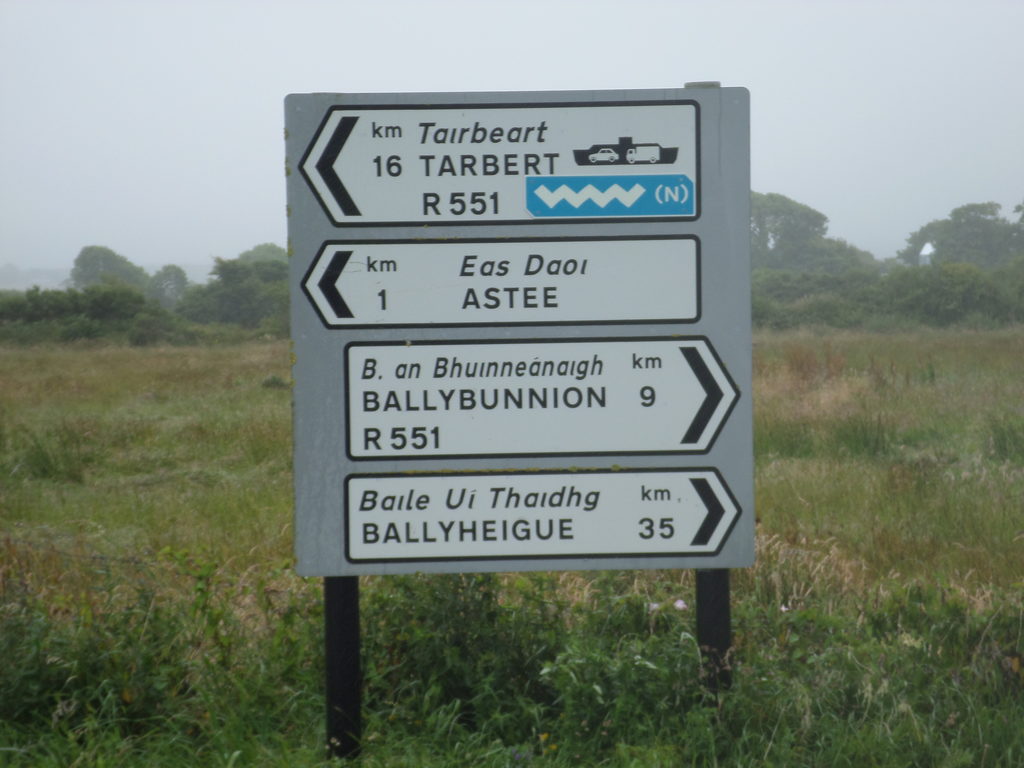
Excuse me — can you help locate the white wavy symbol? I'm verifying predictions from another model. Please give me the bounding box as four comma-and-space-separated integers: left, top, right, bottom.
533, 182, 646, 209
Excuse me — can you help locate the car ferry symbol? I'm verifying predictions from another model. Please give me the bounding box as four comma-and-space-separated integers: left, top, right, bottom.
574, 137, 678, 166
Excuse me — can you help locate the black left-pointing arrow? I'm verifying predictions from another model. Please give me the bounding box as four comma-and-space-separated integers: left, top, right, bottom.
316, 115, 361, 217
689, 477, 726, 547
318, 250, 354, 319
680, 346, 724, 445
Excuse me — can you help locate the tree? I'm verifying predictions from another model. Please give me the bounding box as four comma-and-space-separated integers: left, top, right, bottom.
751, 192, 828, 269
236, 243, 287, 264
146, 265, 190, 310
881, 263, 1007, 325
0, 286, 77, 322
79, 283, 147, 321
992, 254, 1024, 323
750, 192, 875, 273
177, 257, 287, 330
897, 202, 1021, 269
70, 246, 149, 291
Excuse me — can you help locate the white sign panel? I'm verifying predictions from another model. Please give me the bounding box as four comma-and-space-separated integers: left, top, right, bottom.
299, 102, 698, 226
302, 236, 699, 328
346, 469, 739, 563
346, 337, 737, 459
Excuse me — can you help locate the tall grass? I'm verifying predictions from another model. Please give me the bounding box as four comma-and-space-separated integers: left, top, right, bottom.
753, 328, 1024, 587
0, 344, 292, 566
1, 333, 1022, 765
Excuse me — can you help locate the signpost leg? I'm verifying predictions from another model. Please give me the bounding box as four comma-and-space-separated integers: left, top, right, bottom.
324, 576, 361, 760
695, 569, 732, 692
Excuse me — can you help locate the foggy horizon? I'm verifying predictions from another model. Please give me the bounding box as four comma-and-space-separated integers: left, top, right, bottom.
2, 0, 1022, 288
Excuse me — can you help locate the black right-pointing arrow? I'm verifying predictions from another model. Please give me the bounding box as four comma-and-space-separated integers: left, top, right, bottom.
316, 115, 361, 217
689, 477, 725, 546
318, 250, 354, 319
680, 346, 724, 445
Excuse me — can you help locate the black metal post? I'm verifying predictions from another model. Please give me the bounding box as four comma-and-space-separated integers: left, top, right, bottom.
324, 576, 361, 760
695, 568, 732, 692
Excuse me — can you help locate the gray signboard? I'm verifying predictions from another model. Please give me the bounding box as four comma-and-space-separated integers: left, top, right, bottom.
285, 87, 752, 576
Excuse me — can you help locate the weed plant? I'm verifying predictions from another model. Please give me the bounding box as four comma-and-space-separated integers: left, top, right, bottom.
1, 333, 1022, 766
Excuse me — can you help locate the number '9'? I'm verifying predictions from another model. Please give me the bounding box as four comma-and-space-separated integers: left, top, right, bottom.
640, 386, 656, 407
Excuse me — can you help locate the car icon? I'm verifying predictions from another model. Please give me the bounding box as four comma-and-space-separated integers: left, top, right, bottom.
588, 147, 619, 163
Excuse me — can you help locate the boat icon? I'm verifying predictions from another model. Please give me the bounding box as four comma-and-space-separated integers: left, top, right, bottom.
574, 137, 679, 166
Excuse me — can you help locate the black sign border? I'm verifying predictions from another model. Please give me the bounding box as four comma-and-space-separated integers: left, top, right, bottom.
342, 335, 739, 461
298, 100, 702, 228
301, 234, 701, 330
343, 467, 740, 564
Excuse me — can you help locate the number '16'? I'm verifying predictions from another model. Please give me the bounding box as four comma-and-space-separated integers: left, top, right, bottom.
373, 155, 402, 177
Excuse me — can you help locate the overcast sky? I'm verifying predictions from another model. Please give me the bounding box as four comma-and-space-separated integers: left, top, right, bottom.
1, 0, 1021, 285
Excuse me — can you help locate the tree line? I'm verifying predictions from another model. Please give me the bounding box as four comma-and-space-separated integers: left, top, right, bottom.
0, 244, 288, 344
1, 196, 1022, 344
752, 194, 1024, 329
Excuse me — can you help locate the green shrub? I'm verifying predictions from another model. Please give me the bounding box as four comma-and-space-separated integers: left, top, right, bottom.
989, 411, 1024, 462
2, 418, 90, 483
0, 585, 193, 735
362, 573, 564, 742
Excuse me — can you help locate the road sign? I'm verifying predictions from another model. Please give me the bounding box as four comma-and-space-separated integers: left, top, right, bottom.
299, 101, 698, 226
286, 87, 752, 577
302, 236, 699, 328
346, 469, 739, 563
346, 337, 737, 459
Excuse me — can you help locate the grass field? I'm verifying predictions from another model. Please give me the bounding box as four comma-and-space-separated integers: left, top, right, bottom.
1, 330, 1022, 766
